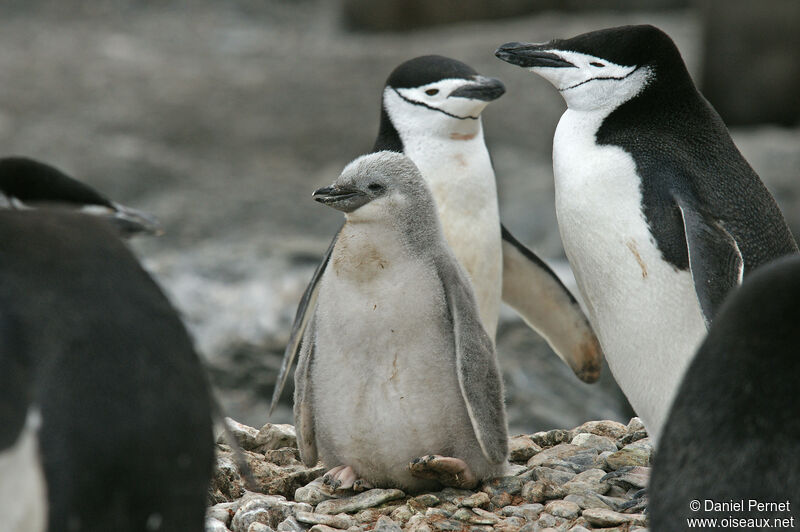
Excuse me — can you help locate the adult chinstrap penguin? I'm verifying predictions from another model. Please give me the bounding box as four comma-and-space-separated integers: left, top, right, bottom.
495, 24, 797, 441
0, 210, 213, 532
650, 254, 800, 530
271, 55, 603, 415
294, 151, 508, 492
0, 156, 161, 237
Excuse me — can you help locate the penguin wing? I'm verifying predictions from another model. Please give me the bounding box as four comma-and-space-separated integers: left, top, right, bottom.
293, 311, 318, 467
500, 225, 602, 383
269, 228, 340, 416
675, 194, 744, 326
0, 308, 30, 451
436, 252, 508, 464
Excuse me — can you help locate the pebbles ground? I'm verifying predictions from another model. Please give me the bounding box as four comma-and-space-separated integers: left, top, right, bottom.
206, 418, 652, 532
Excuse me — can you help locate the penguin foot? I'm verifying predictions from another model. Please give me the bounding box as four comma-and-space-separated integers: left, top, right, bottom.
408, 455, 477, 489
322, 465, 372, 493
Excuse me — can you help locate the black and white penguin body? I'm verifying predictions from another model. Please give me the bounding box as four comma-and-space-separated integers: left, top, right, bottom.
496, 25, 797, 441
650, 254, 800, 529
0, 156, 161, 237
0, 210, 213, 532
272, 56, 604, 414
295, 152, 508, 492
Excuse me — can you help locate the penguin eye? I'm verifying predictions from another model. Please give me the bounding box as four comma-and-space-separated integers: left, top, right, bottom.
367, 183, 383, 192
590, 62, 605, 68
425, 89, 439, 96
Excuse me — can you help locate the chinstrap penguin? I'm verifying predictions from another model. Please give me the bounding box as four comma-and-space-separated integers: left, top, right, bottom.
495, 25, 797, 441
0, 210, 214, 532
272, 55, 603, 415
650, 254, 800, 530
0, 156, 161, 237
294, 151, 508, 492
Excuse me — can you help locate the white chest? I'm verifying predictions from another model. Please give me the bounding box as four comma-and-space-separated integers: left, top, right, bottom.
403, 134, 502, 337
552, 109, 706, 441
0, 409, 47, 532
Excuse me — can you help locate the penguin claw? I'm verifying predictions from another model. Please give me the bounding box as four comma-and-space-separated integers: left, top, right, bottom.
322, 465, 363, 493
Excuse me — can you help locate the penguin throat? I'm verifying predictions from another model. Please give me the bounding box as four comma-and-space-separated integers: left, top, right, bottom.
392, 88, 480, 120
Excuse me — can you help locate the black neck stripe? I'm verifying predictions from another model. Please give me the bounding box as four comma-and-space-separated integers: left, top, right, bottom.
392, 88, 479, 121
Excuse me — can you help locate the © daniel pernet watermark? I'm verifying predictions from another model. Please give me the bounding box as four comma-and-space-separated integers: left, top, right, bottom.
686, 499, 795, 528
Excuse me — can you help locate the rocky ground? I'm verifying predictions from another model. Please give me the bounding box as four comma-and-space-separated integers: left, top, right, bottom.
206, 418, 652, 532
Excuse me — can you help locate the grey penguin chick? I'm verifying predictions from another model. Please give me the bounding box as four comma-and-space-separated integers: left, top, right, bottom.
272, 55, 603, 417
496, 25, 797, 442
294, 151, 508, 492
650, 254, 800, 529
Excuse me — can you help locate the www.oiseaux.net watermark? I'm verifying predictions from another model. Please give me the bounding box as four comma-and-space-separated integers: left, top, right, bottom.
686, 499, 795, 528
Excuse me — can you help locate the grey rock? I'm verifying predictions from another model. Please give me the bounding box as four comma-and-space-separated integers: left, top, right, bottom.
406, 514, 434, 532
231, 494, 296, 532
389, 505, 414, 524
499, 503, 544, 521
410, 494, 440, 508
308, 526, 340, 532
605, 439, 652, 470
527, 444, 583, 467
563, 469, 609, 495
521, 480, 566, 503
568, 526, 592, 532
530, 429, 573, 448
481, 475, 524, 497
373, 516, 403, 532
602, 466, 650, 490
534, 512, 558, 528
582, 508, 647, 527
425, 507, 453, 519
248, 524, 274, 532
531, 467, 576, 485
265, 448, 301, 466
457, 491, 490, 508
572, 420, 627, 440
509, 435, 542, 462
315, 489, 405, 515
564, 492, 616, 510
256, 424, 298, 451
626, 418, 645, 433
276, 516, 305, 532
544, 500, 581, 519
206, 518, 231, 532
295, 478, 339, 506
221, 418, 261, 451
570, 433, 618, 453
433, 488, 475, 503
296, 511, 356, 529
496, 516, 527, 531
208, 502, 238, 526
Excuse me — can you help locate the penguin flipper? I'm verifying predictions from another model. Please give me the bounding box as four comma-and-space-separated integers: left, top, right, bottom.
269, 228, 340, 416
293, 313, 318, 467
675, 195, 743, 326
500, 225, 602, 383
436, 252, 508, 464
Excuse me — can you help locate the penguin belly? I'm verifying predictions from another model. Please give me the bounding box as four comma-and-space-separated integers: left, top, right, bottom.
407, 136, 503, 338
0, 409, 47, 532
313, 235, 494, 490
552, 109, 706, 442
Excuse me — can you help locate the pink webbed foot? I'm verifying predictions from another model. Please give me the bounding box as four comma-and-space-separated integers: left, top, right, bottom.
322, 465, 373, 493
408, 455, 478, 489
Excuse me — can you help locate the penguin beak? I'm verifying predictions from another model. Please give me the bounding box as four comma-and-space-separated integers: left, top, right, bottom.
448, 76, 506, 102
495, 42, 575, 68
313, 185, 370, 213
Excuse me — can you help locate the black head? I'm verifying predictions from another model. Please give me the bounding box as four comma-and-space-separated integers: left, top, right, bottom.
0, 156, 113, 208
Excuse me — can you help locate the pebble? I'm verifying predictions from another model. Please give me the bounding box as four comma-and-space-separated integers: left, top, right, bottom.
530, 429, 573, 447
568, 526, 593, 532
564, 492, 616, 510
248, 524, 274, 532
605, 439, 652, 470
295, 478, 338, 505
509, 435, 542, 462
208, 501, 237, 526
206, 518, 230, 532
276, 517, 304, 532
316, 489, 405, 515
499, 503, 544, 521
389, 505, 414, 523
601, 466, 650, 490
573, 420, 628, 440
308, 525, 340, 532
521, 480, 566, 503
457, 491, 490, 508
531, 466, 576, 485
563, 468, 609, 495
582, 508, 647, 527
255, 423, 297, 452
570, 433, 618, 453
222, 418, 261, 451
296, 511, 356, 529
373, 516, 403, 532
544, 500, 581, 519
230, 494, 302, 532
265, 448, 300, 466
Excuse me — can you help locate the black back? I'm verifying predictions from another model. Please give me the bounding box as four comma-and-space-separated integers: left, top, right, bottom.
562, 25, 798, 272
650, 254, 800, 530
0, 156, 114, 208
0, 210, 213, 532
373, 55, 478, 153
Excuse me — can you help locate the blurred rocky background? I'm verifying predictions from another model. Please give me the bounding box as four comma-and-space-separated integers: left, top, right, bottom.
1, 0, 797, 435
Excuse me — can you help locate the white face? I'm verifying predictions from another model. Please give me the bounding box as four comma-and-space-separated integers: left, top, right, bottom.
530, 50, 652, 112
383, 78, 492, 138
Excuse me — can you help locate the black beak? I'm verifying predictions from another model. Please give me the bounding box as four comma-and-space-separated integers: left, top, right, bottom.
312, 185, 370, 213
495, 42, 575, 68
448, 76, 506, 102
